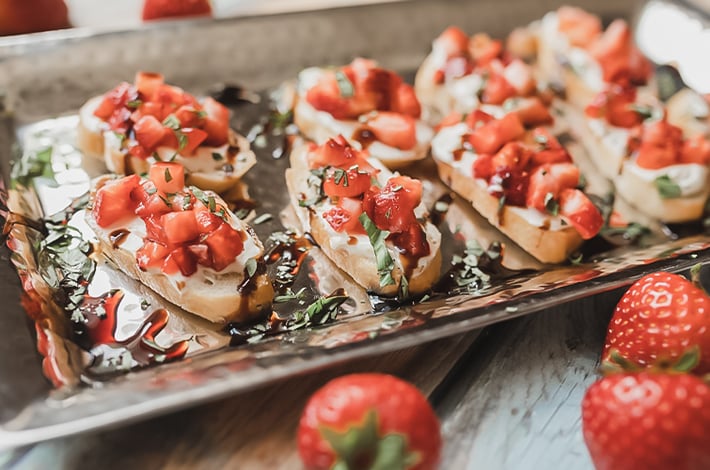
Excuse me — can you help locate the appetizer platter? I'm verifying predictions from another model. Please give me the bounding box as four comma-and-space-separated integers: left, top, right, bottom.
0, 0, 709, 449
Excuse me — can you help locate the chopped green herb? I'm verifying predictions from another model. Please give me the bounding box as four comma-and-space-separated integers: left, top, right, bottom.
497, 195, 506, 216
399, 274, 409, 299
534, 133, 549, 147
335, 70, 354, 98
164, 167, 173, 182
176, 131, 188, 151
568, 252, 584, 265
544, 192, 559, 216
286, 293, 349, 330
333, 168, 349, 187
245, 258, 257, 278
654, 175, 682, 199
601, 222, 650, 241
274, 287, 307, 303
158, 195, 172, 208
195, 110, 208, 119
628, 104, 655, 121
359, 213, 395, 287
212, 152, 224, 161
10, 146, 56, 188
140, 299, 151, 310
253, 213, 273, 225
162, 114, 181, 130
208, 195, 216, 212
126, 99, 143, 109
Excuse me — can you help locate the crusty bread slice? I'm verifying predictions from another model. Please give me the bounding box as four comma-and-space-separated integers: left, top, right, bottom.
614, 164, 709, 223
293, 98, 432, 170
285, 145, 442, 296
86, 177, 273, 324
77, 97, 106, 161
435, 160, 583, 264
77, 95, 256, 194
413, 53, 458, 126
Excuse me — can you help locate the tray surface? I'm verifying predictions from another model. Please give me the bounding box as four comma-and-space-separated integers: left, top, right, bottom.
0, 0, 708, 450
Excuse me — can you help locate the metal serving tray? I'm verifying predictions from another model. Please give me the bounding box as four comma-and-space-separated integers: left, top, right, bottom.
1, 0, 708, 449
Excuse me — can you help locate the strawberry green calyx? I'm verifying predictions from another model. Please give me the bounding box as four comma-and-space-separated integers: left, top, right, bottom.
601, 347, 701, 375
320, 410, 420, 470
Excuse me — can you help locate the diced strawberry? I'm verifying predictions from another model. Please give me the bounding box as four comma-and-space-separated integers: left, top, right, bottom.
134, 115, 168, 152
202, 96, 230, 123
468, 33, 503, 65
436, 26, 470, 57
188, 243, 212, 267
306, 76, 355, 120
523, 162, 579, 212
202, 223, 244, 271
322, 206, 352, 233
558, 188, 603, 239
464, 109, 495, 129
130, 101, 170, 123
151, 84, 189, 108
163, 246, 198, 277
201, 117, 229, 147
193, 204, 223, 233
392, 83, 421, 118
589, 20, 651, 86
514, 97, 554, 128
363, 176, 422, 233
680, 135, 710, 165
468, 113, 525, 154
493, 167, 530, 207
634, 120, 683, 169
338, 197, 366, 234
441, 56, 476, 82
365, 111, 417, 150
530, 128, 571, 165
472, 153, 494, 180
585, 85, 644, 128
180, 128, 208, 154
136, 241, 171, 271
93, 82, 137, 120
388, 224, 430, 258
557, 6, 602, 47
323, 166, 372, 199
143, 215, 168, 245
502, 59, 536, 96
161, 211, 200, 245
134, 71, 164, 98
491, 142, 532, 171
175, 105, 206, 128
92, 175, 141, 227
358, 68, 400, 112
132, 182, 173, 218
149, 162, 184, 194
608, 210, 628, 228
481, 74, 517, 105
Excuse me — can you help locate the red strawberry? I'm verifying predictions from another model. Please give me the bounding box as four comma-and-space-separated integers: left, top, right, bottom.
582, 372, 710, 470
297, 373, 441, 470
602, 271, 710, 374
142, 0, 212, 21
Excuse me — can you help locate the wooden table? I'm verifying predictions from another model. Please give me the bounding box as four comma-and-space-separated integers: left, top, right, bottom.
0, 289, 621, 469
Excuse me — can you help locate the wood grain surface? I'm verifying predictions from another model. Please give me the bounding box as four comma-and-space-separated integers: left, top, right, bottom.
0, 289, 622, 470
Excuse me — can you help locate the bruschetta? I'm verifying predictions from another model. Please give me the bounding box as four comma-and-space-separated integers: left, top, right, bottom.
294, 58, 433, 169
568, 83, 664, 180
77, 72, 256, 194
415, 26, 548, 126
431, 110, 603, 263
534, 6, 652, 108
285, 135, 442, 296
85, 162, 273, 324
614, 118, 710, 222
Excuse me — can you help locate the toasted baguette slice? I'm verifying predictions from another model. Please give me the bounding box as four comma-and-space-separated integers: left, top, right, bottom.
77, 72, 256, 194
614, 162, 710, 223
86, 174, 273, 324
435, 160, 582, 264
414, 27, 541, 126
294, 62, 433, 169
534, 9, 652, 110
286, 143, 442, 296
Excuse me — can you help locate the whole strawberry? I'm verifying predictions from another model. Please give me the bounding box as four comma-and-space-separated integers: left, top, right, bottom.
602, 271, 710, 374
297, 373, 441, 470
582, 372, 710, 470
142, 0, 212, 21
